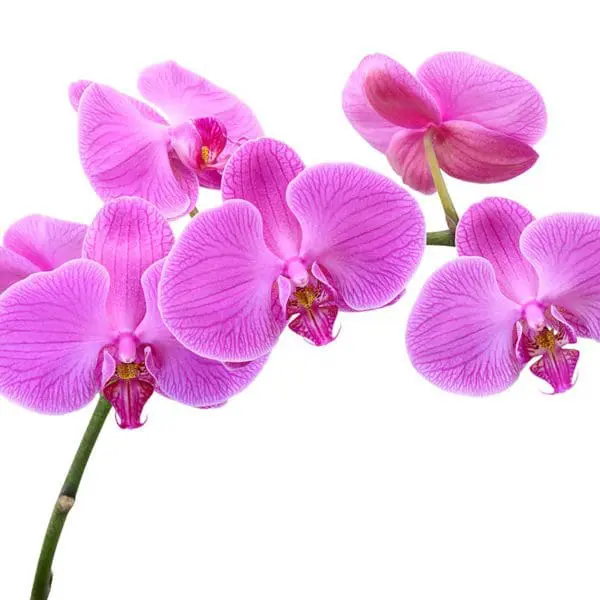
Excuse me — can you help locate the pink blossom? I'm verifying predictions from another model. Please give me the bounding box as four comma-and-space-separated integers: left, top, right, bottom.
159, 138, 425, 362
0, 215, 86, 293
406, 197, 600, 395
70, 61, 263, 219
0, 198, 265, 428
343, 53, 546, 193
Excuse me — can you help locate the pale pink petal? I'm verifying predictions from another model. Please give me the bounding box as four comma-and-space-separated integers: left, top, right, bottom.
520, 214, 600, 340
137, 61, 263, 150
417, 52, 547, 144
358, 54, 441, 128
434, 120, 539, 183
0, 260, 112, 413
160, 201, 286, 362
69, 80, 92, 110
78, 83, 198, 220
386, 129, 435, 194
83, 198, 174, 332
456, 197, 539, 304
0, 248, 37, 293
137, 260, 267, 406
287, 164, 425, 311
407, 257, 522, 395
343, 59, 403, 153
4, 215, 86, 271
222, 138, 304, 259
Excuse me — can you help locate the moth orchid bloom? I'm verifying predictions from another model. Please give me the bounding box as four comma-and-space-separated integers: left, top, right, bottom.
0, 215, 86, 294
343, 52, 547, 194
407, 197, 600, 395
69, 61, 263, 219
159, 138, 425, 362
0, 198, 265, 428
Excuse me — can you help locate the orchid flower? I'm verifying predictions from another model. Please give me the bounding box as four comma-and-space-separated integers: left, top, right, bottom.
70, 61, 263, 219
406, 197, 600, 395
0, 215, 86, 294
343, 53, 547, 194
158, 137, 425, 362
0, 197, 265, 428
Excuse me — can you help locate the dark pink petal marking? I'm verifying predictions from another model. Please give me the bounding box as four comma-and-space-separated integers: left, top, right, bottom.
386, 129, 434, 194
530, 348, 579, 395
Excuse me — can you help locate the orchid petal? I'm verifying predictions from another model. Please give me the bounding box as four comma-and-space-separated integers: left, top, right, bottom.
160, 201, 286, 362
137, 61, 263, 149
520, 214, 600, 340
417, 52, 547, 144
358, 54, 441, 129
0, 260, 112, 413
456, 197, 539, 304
288, 164, 425, 311
386, 129, 435, 194
138, 260, 267, 406
407, 257, 522, 395
78, 83, 197, 219
0, 248, 37, 293
343, 58, 403, 152
4, 215, 86, 271
222, 138, 304, 259
434, 120, 539, 183
69, 80, 92, 110
83, 198, 174, 332
530, 348, 579, 395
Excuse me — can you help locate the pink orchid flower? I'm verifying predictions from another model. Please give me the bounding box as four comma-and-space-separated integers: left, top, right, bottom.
0, 198, 265, 428
406, 197, 600, 395
1, 215, 86, 293
158, 138, 425, 362
70, 61, 263, 220
343, 53, 547, 194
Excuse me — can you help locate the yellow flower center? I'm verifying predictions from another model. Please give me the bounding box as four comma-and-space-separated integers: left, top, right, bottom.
200, 145, 210, 164
116, 362, 141, 380
294, 286, 318, 309
535, 328, 557, 351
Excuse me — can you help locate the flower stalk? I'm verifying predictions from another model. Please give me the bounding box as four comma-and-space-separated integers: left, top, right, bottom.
30, 397, 111, 600
426, 229, 456, 247
424, 130, 459, 230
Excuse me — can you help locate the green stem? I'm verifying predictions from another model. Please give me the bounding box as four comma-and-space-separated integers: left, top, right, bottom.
423, 130, 459, 230
426, 229, 456, 247
30, 397, 111, 600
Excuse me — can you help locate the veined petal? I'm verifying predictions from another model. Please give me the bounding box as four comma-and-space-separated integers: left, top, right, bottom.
0, 260, 112, 413
520, 213, 600, 340
160, 201, 286, 362
138, 261, 267, 406
288, 164, 425, 311
417, 52, 547, 144
69, 80, 92, 110
343, 59, 403, 152
530, 348, 579, 395
434, 120, 539, 183
4, 215, 86, 271
359, 54, 441, 128
78, 83, 197, 219
407, 257, 522, 395
0, 248, 37, 293
456, 197, 539, 304
83, 198, 174, 332
222, 138, 304, 259
386, 129, 435, 194
137, 61, 263, 149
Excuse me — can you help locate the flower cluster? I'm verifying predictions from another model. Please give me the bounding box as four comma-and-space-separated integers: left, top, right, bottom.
1, 52, 599, 436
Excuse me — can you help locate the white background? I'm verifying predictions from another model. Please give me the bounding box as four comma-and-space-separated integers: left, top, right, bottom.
1, 1, 599, 598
